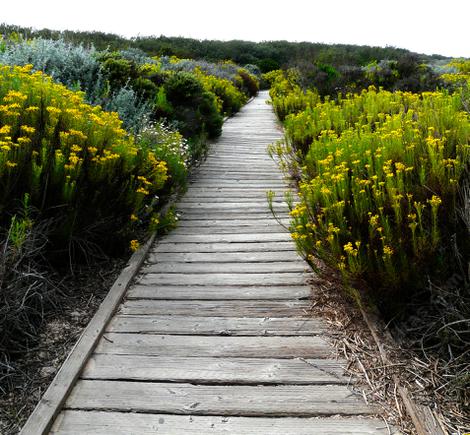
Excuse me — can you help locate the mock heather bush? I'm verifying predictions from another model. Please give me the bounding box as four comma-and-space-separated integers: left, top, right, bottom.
196, 71, 247, 116
269, 73, 470, 313
0, 65, 171, 252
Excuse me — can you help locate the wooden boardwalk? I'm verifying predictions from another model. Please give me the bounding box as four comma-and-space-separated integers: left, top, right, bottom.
39, 92, 389, 434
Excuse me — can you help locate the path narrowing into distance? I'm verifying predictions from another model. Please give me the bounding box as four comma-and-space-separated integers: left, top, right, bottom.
49, 91, 390, 434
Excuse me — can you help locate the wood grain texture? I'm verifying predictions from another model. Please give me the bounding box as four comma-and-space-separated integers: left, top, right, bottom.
176, 213, 291, 221
66, 380, 374, 416
51, 411, 391, 435
119, 299, 314, 317
94, 333, 332, 358
106, 315, 323, 335
152, 241, 296, 253
83, 355, 346, 384
141, 261, 308, 274
146, 250, 301, 263
127, 284, 311, 300
136, 272, 311, 286
158, 233, 292, 243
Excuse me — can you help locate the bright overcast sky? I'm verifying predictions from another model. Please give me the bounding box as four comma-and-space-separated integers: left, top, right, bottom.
2, 0, 469, 58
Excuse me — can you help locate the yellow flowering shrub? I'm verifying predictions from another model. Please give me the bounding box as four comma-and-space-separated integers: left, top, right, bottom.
0, 65, 170, 250
195, 69, 247, 116
264, 69, 321, 121
270, 78, 470, 307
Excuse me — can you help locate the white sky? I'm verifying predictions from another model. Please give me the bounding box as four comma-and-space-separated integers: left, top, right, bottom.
2, 0, 469, 58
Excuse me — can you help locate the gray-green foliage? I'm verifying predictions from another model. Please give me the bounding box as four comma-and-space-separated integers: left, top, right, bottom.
120, 47, 155, 65
160, 56, 240, 83
103, 86, 153, 133
0, 39, 156, 133
0, 38, 105, 102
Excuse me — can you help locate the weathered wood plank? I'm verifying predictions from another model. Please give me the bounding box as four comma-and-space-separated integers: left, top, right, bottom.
127, 284, 311, 300
178, 196, 286, 203
152, 241, 296, 253
192, 169, 280, 176
83, 355, 346, 384
194, 163, 280, 167
136, 272, 310, 286
159, 233, 292, 244
188, 184, 288, 189
173, 225, 289, 234
185, 187, 286, 194
177, 204, 288, 213
141, 262, 307, 274
188, 181, 286, 187
66, 380, 374, 416
146, 251, 300, 263
94, 334, 331, 358
119, 299, 313, 317
176, 218, 291, 227
177, 216, 291, 224
189, 179, 285, 185
188, 171, 284, 178
51, 411, 391, 435
177, 213, 291, 221
106, 315, 322, 335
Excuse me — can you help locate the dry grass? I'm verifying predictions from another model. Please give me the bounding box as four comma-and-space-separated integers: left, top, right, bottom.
0, 259, 125, 435
307, 259, 469, 435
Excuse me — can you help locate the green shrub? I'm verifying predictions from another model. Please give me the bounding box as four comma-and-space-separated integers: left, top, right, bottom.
237, 69, 259, 98
270, 82, 470, 314
99, 55, 139, 90
164, 71, 222, 142
196, 71, 247, 116
103, 86, 153, 133
0, 65, 169, 253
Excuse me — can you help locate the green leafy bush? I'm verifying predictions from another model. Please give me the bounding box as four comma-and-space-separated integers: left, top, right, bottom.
164, 71, 222, 144
238, 68, 259, 97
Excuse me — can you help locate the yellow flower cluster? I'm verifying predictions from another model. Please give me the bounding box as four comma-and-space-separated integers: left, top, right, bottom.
0, 64, 176, 241
129, 239, 140, 252
271, 76, 470, 286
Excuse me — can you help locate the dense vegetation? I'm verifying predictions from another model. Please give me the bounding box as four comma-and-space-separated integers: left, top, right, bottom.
1, 22, 468, 429
0, 36, 258, 363
268, 66, 470, 409
0, 23, 449, 74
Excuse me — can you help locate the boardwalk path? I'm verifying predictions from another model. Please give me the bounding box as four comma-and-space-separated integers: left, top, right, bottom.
48, 91, 388, 434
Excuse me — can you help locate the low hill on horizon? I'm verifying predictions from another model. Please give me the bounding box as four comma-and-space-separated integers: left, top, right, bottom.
0, 23, 452, 73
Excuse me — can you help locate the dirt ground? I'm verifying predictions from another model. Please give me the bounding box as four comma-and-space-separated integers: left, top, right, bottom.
0, 258, 126, 435
306, 261, 469, 435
